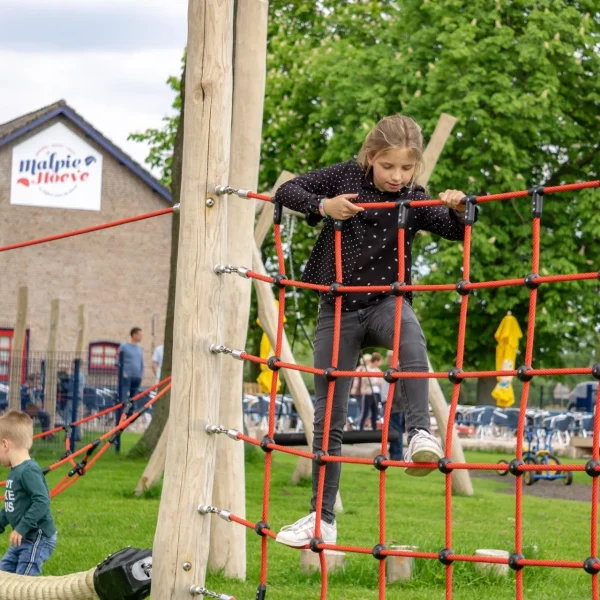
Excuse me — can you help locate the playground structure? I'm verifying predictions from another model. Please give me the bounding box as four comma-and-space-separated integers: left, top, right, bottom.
0, 1, 599, 599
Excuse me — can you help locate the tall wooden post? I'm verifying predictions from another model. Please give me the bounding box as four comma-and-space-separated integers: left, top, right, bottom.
75, 305, 87, 423
43, 299, 60, 426
8, 287, 28, 410
208, 0, 269, 579
75, 305, 87, 358
151, 0, 234, 597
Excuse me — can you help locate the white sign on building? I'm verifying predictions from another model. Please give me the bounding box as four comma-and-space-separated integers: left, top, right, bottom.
10, 122, 103, 211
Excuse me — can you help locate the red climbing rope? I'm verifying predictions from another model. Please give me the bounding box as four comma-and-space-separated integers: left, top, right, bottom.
208, 179, 600, 600
0, 207, 174, 253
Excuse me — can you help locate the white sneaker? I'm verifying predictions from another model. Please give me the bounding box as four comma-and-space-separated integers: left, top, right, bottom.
275, 512, 337, 548
404, 430, 443, 477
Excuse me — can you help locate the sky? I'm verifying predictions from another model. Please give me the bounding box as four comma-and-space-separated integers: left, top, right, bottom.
0, 0, 188, 173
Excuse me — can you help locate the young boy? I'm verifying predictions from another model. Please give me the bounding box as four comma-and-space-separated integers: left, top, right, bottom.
0, 410, 57, 576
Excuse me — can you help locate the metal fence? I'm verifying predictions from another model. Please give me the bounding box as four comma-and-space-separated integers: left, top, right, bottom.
0, 351, 128, 457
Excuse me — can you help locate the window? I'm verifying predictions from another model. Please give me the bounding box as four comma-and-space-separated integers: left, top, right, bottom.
88, 342, 119, 370
0, 329, 30, 382
0, 334, 10, 378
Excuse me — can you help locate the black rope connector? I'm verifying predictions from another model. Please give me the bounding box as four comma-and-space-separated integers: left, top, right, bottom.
260, 437, 275, 453
374, 454, 389, 471
456, 280, 471, 296
509, 458, 524, 476
272, 273, 286, 289
390, 281, 406, 296
41, 466, 50, 475
267, 356, 281, 371
255, 584, 267, 600
397, 199, 412, 229
272, 199, 283, 225
313, 450, 329, 466
329, 282, 343, 296
334, 220, 344, 231
585, 460, 600, 478
438, 548, 454, 565
528, 185, 545, 218
584, 557, 600, 575
384, 368, 399, 384
517, 365, 533, 382
524, 273, 540, 289
108, 432, 119, 444
68, 461, 86, 478
323, 367, 337, 381
448, 368, 463, 384
309, 537, 324, 553
60, 449, 72, 461
592, 363, 600, 380
255, 521, 270, 537
438, 457, 453, 474
372, 544, 387, 560
463, 195, 479, 226
508, 553, 525, 571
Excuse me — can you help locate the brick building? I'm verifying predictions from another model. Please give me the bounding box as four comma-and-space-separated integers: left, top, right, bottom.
0, 100, 172, 388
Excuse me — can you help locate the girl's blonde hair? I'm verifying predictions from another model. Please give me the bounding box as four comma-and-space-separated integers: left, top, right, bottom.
357, 114, 425, 186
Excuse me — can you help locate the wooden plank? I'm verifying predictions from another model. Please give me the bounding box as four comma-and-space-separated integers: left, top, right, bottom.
75, 305, 87, 357
254, 170, 296, 248
208, 0, 269, 579
9, 287, 28, 410
43, 298, 60, 427
75, 305, 87, 424
251, 245, 316, 450
428, 359, 473, 496
135, 425, 169, 496
417, 113, 458, 187
151, 0, 234, 597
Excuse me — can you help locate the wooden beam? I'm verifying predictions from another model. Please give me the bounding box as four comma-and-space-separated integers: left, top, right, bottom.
208, 0, 269, 580
151, 0, 234, 597
428, 360, 473, 496
254, 170, 296, 248
417, 113, 458, 187
135, 425, 168, 497
251, 245, 316, 449
75, 304, 87, 424
9, 287, 28, 410
43, 298, 60, 427
75, 305, 87, 358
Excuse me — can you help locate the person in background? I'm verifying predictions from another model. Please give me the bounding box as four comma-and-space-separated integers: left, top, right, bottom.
380, 350, 406, 460
152, 344, 164, 385
118, 327, 144, 411
352, 352, 384, 431
0, 410, 57, 575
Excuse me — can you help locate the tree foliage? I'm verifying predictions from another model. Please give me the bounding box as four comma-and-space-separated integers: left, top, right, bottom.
131, 1, 600, 394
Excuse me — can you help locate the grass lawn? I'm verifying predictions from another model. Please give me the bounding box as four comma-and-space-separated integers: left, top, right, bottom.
1, 435, 597, 599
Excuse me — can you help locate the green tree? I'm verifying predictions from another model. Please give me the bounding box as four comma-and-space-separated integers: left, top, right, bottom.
132, 1, 600, 404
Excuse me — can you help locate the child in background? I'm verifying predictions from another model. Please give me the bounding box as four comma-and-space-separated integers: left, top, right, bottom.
0, 410, 57, 575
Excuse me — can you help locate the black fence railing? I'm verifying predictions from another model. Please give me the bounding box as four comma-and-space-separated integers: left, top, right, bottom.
0, 351, 152, 456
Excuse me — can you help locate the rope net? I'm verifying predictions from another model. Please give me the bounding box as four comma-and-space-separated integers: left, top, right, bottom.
209, 179, 600, 600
